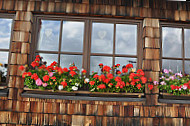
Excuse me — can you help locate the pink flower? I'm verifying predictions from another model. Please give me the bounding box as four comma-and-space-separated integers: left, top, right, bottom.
43, 83, 48, 87
163, 69, 169, 74
160, 81, 166, 85
36, 78, 42, 86
153, 81, 159, 85
49, 72, 53, 77
169, 76, 175, 80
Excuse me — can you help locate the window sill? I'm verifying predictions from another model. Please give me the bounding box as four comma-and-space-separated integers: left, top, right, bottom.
21, 88, 146, 102
0, 89, 8, 97
159, 93, 190, 104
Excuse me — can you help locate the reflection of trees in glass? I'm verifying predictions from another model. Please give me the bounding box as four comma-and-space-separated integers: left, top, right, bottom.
0, 64, 8, 83
185, 29, 190, 58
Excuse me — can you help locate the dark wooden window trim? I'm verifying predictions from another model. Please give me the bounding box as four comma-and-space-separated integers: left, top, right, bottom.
27, 15, 144, 100
0, 13, 15, 89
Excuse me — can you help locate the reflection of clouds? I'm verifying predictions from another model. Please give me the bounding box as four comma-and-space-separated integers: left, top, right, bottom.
37, 20, 61, 51
91, 23, 114, 54
115, 57, 136, 71
38, 53, 58, 66
162, 27, 182, 57
116, 24, 137, 55
0, 19, 12, 49
61, 21, 84, 52
90, 56, 112, 74
185, 61, 190, 74
60, 55, 82, 69
162, 60, 182, 73
185, 29, 190, 58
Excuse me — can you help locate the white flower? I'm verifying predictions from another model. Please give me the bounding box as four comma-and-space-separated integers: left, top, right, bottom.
85, 78, 89, 83
72, 86, 78, 91
58, 85, 63, 90
75, 83, 79, 86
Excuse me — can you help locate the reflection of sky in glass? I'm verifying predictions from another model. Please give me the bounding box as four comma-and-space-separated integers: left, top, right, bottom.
115, 57, 137, 71
0, 18, 12, 49
0, 52, 8, 77
185, 61, 190, 74
162, 27, 182, 58
60, 55, 82, 69
162, 59, 182, 73
37, 53, 58, 66
37, 20, 61, 51
116, 24, 137, 55
90, 56, 112, 74
91, 23, 114, 54
185, 29, 190, 58
61, 21, 84, 52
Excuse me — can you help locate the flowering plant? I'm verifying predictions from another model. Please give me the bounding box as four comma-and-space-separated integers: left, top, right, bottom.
155, 69, 190, 96
21, 55, 86, 91
88, 63, 149, 93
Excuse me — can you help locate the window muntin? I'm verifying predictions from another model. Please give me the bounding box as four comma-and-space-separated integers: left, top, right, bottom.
0, 17, 13, 84
34, 16, 141, 75
161, 24, 190, 74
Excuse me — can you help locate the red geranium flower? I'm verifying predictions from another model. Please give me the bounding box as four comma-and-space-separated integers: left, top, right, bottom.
107, 73, 113, 79
31, 61, 39, 68
99, 63, 103, 66
51, 76, 56, 80
82, 69, 87, 74
97, 84, 106, 89
31, 73, 39, 80
122, 67, 128, 73
39, 65, 46, 69
89, 81, 95, 86
116, 70, 121, 75
131, 82, 135, 86
69, 71, 77, 77
63, 67, 69, 72
103, 66, 111, 72
19, 65, 25, 71
93, 74, 99, 79
61, 81, 67, 88
115, 76, 122, 82
98, 74, 106, 82
50, 61, 57, 66
126, 64, 133, 68
136, 84, 142, 89
141, 76, 147, 84
148, 84, 154, 90
43, 75, 50, 82
103, 78, 110, 84
137, 69, 145, 76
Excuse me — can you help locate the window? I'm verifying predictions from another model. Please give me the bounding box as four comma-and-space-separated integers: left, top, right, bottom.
0, 15, 13, 86
161, 23, 190, 74
33, 16, 142, 75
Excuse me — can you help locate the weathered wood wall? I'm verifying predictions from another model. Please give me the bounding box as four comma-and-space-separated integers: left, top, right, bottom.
0, 0, 190, 125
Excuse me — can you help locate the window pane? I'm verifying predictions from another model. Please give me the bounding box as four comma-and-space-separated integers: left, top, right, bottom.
162, 59, 182, 73
61, 21, 84, 52
90, 56, 112, 74
185, 61, 190, 75
116, 24, 137, 55
0, 19, 12, 49
60, 55, 82, 69
91, 23, 114, 54
37, 20, 61, 51
0, 52, 9, 83
115, 57, 137, 71
162, 27, 182, 58
37, 53, 58, 66
185, 29, 190, 58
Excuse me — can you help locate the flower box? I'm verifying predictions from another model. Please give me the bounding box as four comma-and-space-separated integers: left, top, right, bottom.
24, 87, 144, 98
160, 92, 190, 100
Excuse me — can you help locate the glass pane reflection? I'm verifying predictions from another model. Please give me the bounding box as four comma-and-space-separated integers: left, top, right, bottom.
60, 55, 82, 69
162, 27, 182, 58
90, 56, 112, 74
185, 61, 190, 75
185, 29, 190, 58
0, 52, 9, 83
61, 21, 84, 52
162, 59, 182, 73
0, 18, 12, 49
115, 57, 137, 71
37, 20, 61, 51
37, 53, 58, 66
116, 24, 137, 55
91, 23, 114, 54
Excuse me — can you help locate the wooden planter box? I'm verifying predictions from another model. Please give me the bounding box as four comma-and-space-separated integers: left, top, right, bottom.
23, 87, 144, 98
160, 92, 190, 100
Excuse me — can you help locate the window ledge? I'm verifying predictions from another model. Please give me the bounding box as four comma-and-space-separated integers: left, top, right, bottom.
21, 90, 146, 102
0, 89, 8, 97
158, 98, 190, 104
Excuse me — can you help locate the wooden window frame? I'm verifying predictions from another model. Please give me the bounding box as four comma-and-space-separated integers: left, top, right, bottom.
32, 15, 143, 76
0, 13, 15, 88
160, 22, 190, 74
